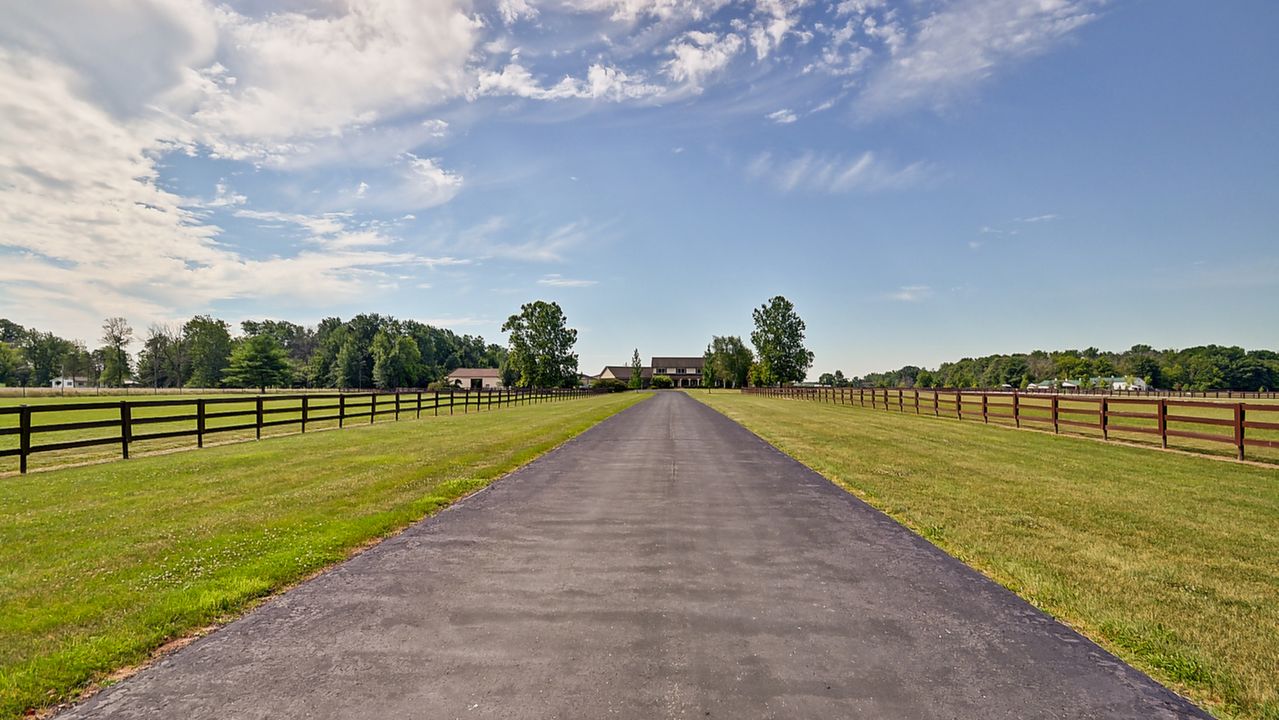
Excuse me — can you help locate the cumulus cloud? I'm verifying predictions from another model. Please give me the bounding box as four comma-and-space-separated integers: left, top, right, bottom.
472, 61, 664, 101
664, 30, 744, 91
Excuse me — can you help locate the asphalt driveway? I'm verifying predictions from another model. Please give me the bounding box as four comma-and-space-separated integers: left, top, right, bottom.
62, 391, 1208, 719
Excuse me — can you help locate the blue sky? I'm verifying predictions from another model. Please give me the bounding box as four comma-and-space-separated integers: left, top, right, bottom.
1, 0, 1276, 377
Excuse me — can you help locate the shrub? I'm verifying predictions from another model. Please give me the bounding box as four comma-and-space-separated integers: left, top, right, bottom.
593, 378, 629, 393
651, 374, 674, 389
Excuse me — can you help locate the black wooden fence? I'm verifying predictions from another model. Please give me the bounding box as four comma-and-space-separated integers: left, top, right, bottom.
2, 387, 590, 474
745, 386, 1279, 463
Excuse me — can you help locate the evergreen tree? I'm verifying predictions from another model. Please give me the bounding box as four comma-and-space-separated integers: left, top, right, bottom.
223, 334, 291, 392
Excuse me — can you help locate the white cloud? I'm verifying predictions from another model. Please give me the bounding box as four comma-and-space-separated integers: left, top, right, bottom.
664, 31, 744, 92
857, 0, 1103, 118
1018, 213, 1060, 223
747, 0, 806, 61
537, 274, 599, 287
747, 150, 931, 192
193, 0, 481, 161
498, 0, 540, 25
888, 285, 933, 302
766, 108, 798, 124
472, 61, 665, 101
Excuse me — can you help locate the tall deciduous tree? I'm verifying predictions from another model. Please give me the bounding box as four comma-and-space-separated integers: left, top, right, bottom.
184, 315, 232, 388
501, 301, 578, 388
99, 317, 133, 387
629, 348, 643, 389
223, 334, 291, 392
749, 297, 813, 386
704, 335, 753, 388
372, 330, 422, 389
23, 331, 72, 386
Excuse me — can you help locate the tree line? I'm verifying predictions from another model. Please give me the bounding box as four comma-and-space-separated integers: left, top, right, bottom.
830, 345, 1279, 392
0, 307, 581, 391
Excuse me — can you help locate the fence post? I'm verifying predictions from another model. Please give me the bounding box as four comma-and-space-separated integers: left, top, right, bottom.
18, 405, 30, 474
897, 390, 904, 413
1235, 404, 1246, 461
255, 396, 263, 440
1013, 393, 1020, 428
301, 396, 308, 434
417, 391, 423, 419
859, 387, 864, 407
1101, 398, 1108, 440
1157, 398, 1167, 448
463, 389, 469, 414
982, 393, 988, 424
956, 392, 963, 420
1051, 396, 1059, 434
395, 392, 401, 421
434, 390, 440, 416
914, 389, 920, 414
120, 401, 132, 460
339, 394, 346, 428
449, 391, 454, 416
197, 399, 206, 448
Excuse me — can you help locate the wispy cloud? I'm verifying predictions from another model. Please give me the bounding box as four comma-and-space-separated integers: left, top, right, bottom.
766, 108, 798, 124
537, 273, 599, 288
747, 150, 932, 193
1018, 214, 1060, 223
857, 0, 1104, 119
888, 285, 933, 302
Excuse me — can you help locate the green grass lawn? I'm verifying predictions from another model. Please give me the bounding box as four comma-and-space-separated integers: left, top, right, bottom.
0, 391, 646, 719
691, 390, 1279, 720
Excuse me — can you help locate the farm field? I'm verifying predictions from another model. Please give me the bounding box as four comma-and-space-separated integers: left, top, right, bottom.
0, 391, 553, 474
0, 391, 647, 719
692, 391, 1279, 720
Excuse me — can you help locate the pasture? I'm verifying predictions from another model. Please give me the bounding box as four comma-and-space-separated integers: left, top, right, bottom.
694, 390, 1279, 720
0, 391, 646, 719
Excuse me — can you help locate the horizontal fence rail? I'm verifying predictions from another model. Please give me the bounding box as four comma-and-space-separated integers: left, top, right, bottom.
744, 387, 1279, 464
2, 387, 591, 475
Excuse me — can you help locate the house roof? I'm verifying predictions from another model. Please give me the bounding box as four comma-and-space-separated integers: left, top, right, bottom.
446, 367, 501, 379
600, 365, 654, 379
651, 356, 704, 369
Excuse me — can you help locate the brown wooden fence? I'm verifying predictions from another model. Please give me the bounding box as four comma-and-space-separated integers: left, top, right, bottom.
743, 387, 1279, 463
2, 387, 591, 474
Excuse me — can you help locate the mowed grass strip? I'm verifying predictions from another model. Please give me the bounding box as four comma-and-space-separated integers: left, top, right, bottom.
692, 391, 1279, 720
0, 392, 647, 719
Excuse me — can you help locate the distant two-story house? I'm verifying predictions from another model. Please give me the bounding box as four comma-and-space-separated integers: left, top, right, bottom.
595, 355, 705, 388
651, 356, 704, 388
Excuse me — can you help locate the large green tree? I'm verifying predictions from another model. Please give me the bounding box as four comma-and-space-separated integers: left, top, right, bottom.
372, 330, 422, 389
23, 331, 72, 386
223, 334, 291, 392
749, 296, 813, 386
501, 301, 579, 388
704, 335, 753, 388
184, 315, 232, 388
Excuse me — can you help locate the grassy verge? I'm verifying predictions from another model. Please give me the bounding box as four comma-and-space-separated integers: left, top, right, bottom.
691, 390, 1278, 720
0, 392, 646, 718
